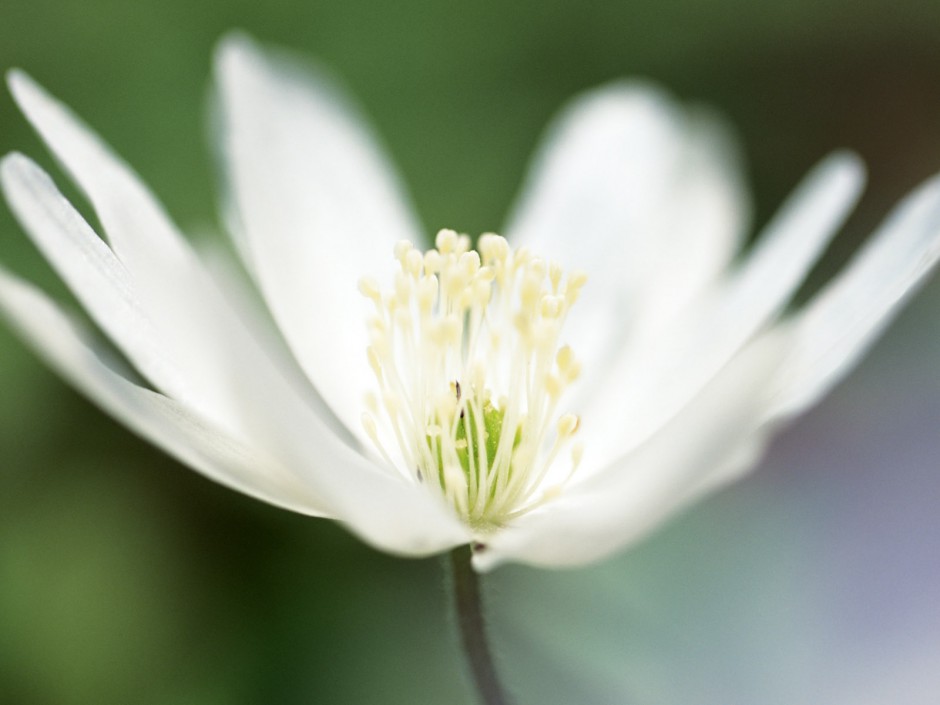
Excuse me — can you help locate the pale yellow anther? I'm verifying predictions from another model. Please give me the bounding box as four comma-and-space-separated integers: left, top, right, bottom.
367, 316, 385, 336
558, 413, 580, 436
565, 270, 588, 305
459, 251, 481, 277
477, 266, 496, 283
436, 228, 459, 253
382, 391, 401, 416
556, 346, 581, 382
424, 249, 442, 274
394, 239, 413, 262
530, 257, 547, 280
540, 295, 563, 319
520, 275, 541, 309
477, 234, 496, 261
513, 311, 532, 337
358, 277, 382, 302
362, 412, 379, 440
444, 271, 468, 300
479, 233, 509, 264
556, 345, 575, 371
545, 373, 563, 399
563, 360, 581, 383
366, 346, 383, 379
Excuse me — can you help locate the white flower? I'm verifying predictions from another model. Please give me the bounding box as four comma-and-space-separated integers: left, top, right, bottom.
2, 34, 939, 572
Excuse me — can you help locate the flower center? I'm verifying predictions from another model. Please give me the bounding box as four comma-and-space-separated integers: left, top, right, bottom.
359, 229, 586, 530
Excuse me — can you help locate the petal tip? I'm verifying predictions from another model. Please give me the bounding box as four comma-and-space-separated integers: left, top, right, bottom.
214, 30, 263, 76
0, 150, 27, 174
6, 68, 50, 114
6, 67, 29, 93
826, 149, 867, 185
216, 29, 250, 57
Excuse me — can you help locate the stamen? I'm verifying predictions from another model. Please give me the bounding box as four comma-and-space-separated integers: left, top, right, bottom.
359, 230, 586, 529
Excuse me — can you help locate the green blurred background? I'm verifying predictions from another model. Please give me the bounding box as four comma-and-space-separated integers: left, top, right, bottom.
2, 1, 940, 703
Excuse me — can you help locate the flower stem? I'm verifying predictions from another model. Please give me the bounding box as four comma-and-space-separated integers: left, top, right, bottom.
450, 545, 512, 705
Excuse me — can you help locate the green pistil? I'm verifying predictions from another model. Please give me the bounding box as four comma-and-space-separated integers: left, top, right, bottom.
428, 398, 521, 518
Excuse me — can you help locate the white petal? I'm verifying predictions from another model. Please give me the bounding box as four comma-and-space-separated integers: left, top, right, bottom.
579, 152, 865, 468
770, 172, 940, 419
7, 69, 193, 278
505, 82, 749, 378
0, 265, 331, 517
474, 331, 789, 570
6, 70, 257, 433
7, 69, 353, 449
0, 152, 190, 403
0, 266, 469, 555
214, 33, 421, 443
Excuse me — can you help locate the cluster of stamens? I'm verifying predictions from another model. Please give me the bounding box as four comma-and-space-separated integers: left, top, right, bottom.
359, 229, 586, 530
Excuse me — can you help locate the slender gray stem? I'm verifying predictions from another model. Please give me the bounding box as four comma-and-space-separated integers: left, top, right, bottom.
450, 545, 512, 705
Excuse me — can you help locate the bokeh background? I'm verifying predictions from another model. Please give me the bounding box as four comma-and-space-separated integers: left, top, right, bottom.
2, 1, 940, 703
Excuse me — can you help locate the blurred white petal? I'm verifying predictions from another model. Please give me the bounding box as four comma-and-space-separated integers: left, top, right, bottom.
0, 266, 331, 517
580, 152, 865, 469
770, 172, 940, 419
0, 263, 469, 555
505, 83, 749, 381
1, 152, 191, 406
215, 33, 422, 444
6, 69, 350, 448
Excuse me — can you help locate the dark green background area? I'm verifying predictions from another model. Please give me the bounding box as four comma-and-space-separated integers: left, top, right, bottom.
2, 1, 940, 703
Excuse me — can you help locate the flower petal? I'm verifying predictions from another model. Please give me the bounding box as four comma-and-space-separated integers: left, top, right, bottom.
579, 152, 865, 469
214, 33, 422, 443
504, 82, 749, 377
474, 330, 789, 570
0, 265, 470, 555
769, 172, 940, 419
0, 265, 331, 517
0, 152, 192, 405
7, 69, 354, 449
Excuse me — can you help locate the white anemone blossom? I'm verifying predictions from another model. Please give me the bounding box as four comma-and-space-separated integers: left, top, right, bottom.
2, 35, 939, 572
